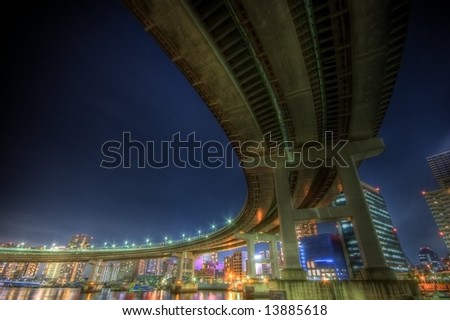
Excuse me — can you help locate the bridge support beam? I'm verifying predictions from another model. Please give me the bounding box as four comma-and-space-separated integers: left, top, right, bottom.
338, 154, 396, 280
269, 238, 280, 279
175, 251, 194, 282
274, 166, 306, 280
235, 233, 281, 279
246, 238, 257, 278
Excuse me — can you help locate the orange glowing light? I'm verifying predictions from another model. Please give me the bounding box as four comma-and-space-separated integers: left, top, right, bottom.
256, 209, 263, 223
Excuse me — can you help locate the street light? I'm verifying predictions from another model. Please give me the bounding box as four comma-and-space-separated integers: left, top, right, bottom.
227, 218, 232, 224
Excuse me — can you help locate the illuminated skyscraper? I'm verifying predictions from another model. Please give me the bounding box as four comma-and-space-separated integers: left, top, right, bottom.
118, 260, 138, 281
44, 262, 64, 284
99, 262, 120, 282
223, 251, 248, 281
418, 247, 441, 271
0, 262, 40, 280
427, 151, 450, 188
295, 222, 318, 239
137, 259, 147, 276
334, 182, 409, 277
57, 234, 93, 284
423, 151, 450, 252
68, 234, 92, 249
299, 234, 349, 280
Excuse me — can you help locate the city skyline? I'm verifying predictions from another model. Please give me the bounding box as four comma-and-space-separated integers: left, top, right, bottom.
1, 0, 450, 267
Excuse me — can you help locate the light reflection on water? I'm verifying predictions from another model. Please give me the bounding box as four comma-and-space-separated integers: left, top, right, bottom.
0, 288, 242, 300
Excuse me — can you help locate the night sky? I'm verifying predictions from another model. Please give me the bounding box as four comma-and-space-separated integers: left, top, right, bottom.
1, 0, 449, 263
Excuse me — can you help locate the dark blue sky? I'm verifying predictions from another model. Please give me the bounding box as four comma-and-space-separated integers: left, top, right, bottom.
1, 0, 449, 263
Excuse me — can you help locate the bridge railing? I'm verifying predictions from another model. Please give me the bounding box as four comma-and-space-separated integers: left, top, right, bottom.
0, 219, 235, 254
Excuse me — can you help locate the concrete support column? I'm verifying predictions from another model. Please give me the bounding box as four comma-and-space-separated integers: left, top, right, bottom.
274, 166, 305, 279
337, 156, 395, 280
176, 252, 195, 282
88, 259, 103, 282
246, 239, 256, 278
269, 239, 280, 279
190, 255, 195, 281
177, 252, 186, 281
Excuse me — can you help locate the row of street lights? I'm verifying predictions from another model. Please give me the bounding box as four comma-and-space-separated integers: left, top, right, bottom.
97, 219, 234, 249
22, 218, 235, 251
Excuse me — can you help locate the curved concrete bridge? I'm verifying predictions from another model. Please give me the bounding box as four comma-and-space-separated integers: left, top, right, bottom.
1, 0, 410, 282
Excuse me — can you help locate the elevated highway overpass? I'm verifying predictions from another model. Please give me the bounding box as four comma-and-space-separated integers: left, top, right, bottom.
1, 0, 410, 280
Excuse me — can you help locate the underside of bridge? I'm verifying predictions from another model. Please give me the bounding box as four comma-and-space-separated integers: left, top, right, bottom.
123, 0, 409, 253
0, 1, 410, 270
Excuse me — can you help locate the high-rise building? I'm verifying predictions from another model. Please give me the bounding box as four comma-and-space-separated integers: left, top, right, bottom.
423, 150, 450, 252
334, 182, 410, 276
201, 252, 218, 264
68, 234, 92, 249
63, 234, 92, 283
231, 251, 247, 280
418, 247, 442, 272
146, 258, 162, 275
118, 260, 138, 281
43, 235, 93, 284
0, 262, 40, 279
442, 254, 450, 271
427, 151, 450, 188
295, 223, 318, 239
43, 263, 64, 284
223, 251, 248, 282
299, 234, 349, 280
99, 262, 120, 282
137, 260, 147, 276
255, 250, 272, 277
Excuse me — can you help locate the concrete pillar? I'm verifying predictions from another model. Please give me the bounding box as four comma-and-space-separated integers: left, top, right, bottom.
246, 239, 256, 278
269, 239, 280, 279
273, 166, 306, 279
337, 156, 395, 280
176, 252, 195, 282
190, 255, 195, 282
177, 252, 185, 281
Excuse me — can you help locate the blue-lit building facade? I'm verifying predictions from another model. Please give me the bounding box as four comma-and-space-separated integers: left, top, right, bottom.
334, 182, 409, 277
423, 150, 450, 252
299, 234, 349, 280
418, 247, 442, 272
